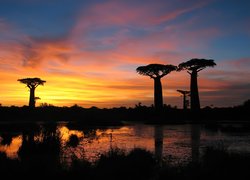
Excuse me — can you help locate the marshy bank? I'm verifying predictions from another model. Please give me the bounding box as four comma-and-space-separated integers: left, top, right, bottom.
1, 146, 250, 179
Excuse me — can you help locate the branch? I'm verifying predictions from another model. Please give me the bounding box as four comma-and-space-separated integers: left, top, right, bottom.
187, 71, 191, 75
197, 67, 205, 72
149, 75, 153, 79
159, 73, 166, 78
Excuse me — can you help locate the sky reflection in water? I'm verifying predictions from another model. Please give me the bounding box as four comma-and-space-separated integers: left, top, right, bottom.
1, 124, 250, 164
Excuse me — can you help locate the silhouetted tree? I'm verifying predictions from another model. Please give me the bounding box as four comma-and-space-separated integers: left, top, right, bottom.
136, 64, 177, 111
178, 59, 216, 110
243, 99, 250, 108
18, 78, 46, 108
177, 90, 190, 110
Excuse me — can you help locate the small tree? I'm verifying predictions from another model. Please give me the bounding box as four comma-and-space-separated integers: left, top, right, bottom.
18, 78, 46, 108
178, 59, 216, 110
136, 64, 177, 111
177, 90, 190, 110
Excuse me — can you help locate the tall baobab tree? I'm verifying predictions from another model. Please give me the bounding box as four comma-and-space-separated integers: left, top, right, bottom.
177, 90, 190, 110
18, 78, 46, 108
178, 59, 216, 110
136, 64, 177, 111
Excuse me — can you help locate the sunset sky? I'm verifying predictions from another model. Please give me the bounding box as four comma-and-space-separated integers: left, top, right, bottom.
0, 0, 250, 108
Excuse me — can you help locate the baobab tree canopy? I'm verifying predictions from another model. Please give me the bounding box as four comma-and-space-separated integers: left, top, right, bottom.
177, 90, 190, 95
178, 58, 216, 72
136, 64, 177, 78
18, 77, 46, 108
18, 78, 46, 88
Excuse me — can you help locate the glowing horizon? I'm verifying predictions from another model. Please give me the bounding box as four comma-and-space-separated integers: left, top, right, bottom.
0, 0, 250, 108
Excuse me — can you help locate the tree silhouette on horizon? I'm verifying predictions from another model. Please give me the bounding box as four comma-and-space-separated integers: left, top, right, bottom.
18, 78, 46, 108
178, 59, 216, 110
177, 90, 190, 110
136, 64, 177, 112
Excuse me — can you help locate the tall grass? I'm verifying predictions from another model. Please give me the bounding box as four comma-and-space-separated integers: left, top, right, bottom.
1, 146, 250, 179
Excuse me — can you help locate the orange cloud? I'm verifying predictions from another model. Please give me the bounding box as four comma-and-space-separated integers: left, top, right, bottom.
0, 0, 249, 108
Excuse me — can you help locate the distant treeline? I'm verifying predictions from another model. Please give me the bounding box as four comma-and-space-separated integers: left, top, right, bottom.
0, 99, 249, 124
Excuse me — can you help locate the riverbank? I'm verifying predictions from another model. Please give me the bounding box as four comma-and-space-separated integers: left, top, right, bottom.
1, 146, 250, 179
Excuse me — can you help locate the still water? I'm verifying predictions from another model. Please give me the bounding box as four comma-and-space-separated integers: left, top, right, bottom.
1, 122, 250, 164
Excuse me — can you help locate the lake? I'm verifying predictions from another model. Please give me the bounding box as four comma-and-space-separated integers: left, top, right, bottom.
1, 122, 250, 165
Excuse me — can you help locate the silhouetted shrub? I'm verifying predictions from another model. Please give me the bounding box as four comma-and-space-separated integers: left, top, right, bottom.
94, 148, 156, 180
67, 134, 80, 147
199, 146, 250, 179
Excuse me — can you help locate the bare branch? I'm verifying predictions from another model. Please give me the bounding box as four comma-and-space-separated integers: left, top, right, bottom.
197, 67, 205, 72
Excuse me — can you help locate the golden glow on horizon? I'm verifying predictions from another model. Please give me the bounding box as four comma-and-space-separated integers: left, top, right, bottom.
0, 68, 162, 107
0, 65, 222, 108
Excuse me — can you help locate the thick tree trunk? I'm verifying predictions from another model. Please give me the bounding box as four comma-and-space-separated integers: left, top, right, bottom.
29, 87, 35, 108
190, 71, 200, 110
154, 77, 163, 111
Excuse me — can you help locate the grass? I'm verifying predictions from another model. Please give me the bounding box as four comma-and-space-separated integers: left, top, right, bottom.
1, 146, 250, 179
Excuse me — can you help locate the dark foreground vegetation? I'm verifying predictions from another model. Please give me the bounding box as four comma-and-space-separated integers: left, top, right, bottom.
1, 146, 250, 179
0, 99, 250, 124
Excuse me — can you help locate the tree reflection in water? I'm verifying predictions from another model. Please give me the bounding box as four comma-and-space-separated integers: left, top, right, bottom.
191, 124, 201, 163
18, 123, 61, 172
154, 125, 163, 165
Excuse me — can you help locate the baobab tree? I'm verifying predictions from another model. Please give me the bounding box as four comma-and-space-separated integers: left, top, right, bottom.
177, 90, 190, 110
178, 59, 216, 110
18, 78, 46, 108
136, 64, 177, 111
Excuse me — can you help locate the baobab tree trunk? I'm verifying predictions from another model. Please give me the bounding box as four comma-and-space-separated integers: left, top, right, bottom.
154, 77, 163, 111
29, 87, 35, 108
190, 71, 200, 110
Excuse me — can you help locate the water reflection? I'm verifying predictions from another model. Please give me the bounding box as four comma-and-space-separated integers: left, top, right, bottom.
0, 135, 22, 159
0, 123, 250, 165
154, 126, 163, 164
191, 124, 201, 163
17, 123, 61, 172
59, 126, 84, 142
